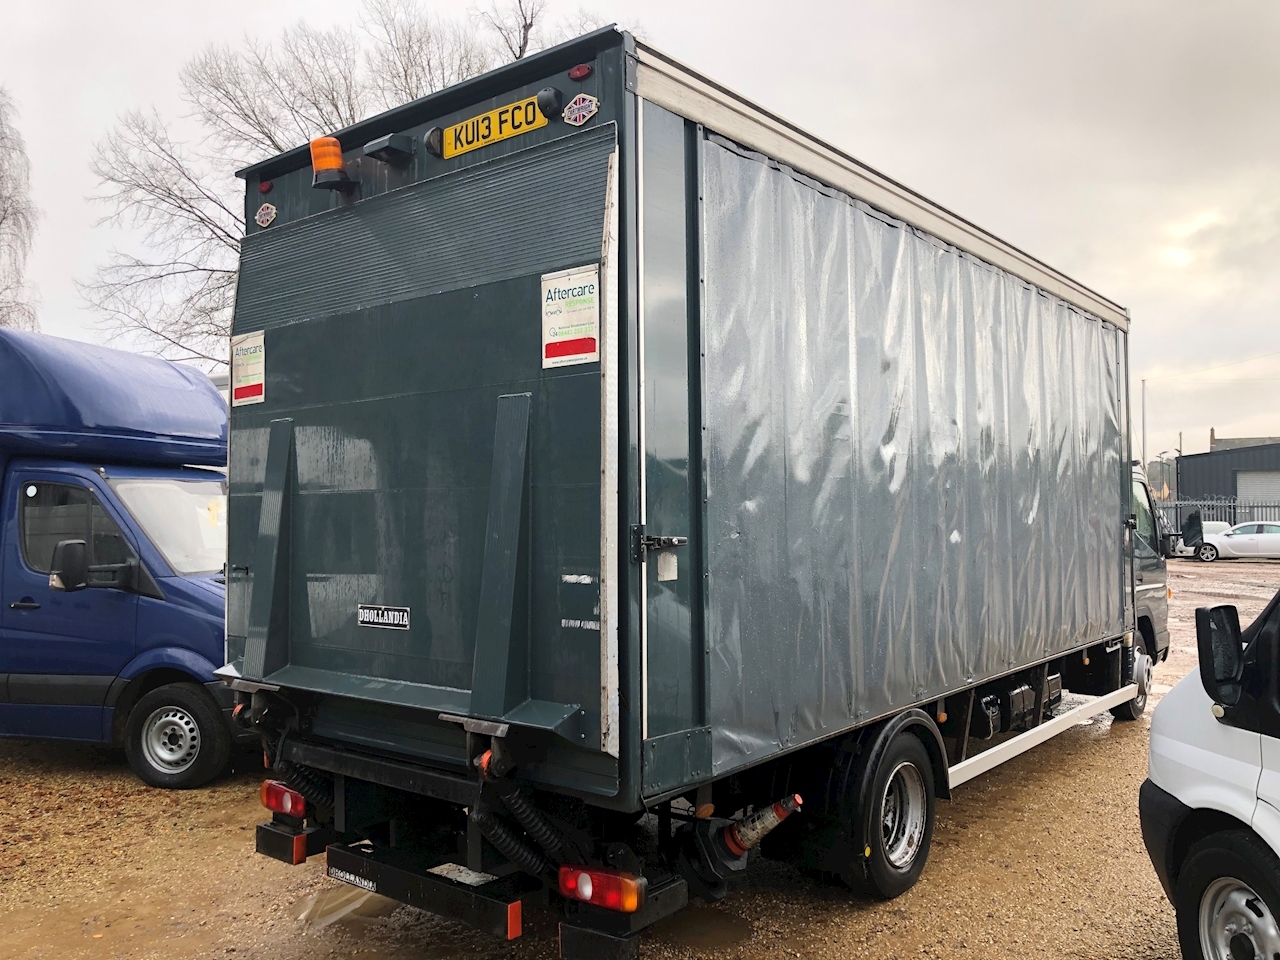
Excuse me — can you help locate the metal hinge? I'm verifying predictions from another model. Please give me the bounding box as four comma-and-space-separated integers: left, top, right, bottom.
630, 524, 689, 562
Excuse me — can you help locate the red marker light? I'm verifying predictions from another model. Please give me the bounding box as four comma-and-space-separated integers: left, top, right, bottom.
260, 779, 307, 817
258, 180, 273, 194
567, 63, 593, 81
558, 865, 646, 913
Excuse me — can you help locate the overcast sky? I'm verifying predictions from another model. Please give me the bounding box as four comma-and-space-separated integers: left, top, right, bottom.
3, 1, 1277, 459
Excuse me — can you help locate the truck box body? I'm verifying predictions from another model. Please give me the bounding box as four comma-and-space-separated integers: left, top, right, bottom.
225, 29, 1132, 812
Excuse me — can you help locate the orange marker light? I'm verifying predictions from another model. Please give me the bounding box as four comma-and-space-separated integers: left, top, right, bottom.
310, 137, 354, 191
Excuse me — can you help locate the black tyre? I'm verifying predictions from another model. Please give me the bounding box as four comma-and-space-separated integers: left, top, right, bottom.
1111, 633, 1151, 722
124, 682, 231, 789
854, 730, 936, 899
1175, 830, 1280, 960
1198, 543, 1219, 562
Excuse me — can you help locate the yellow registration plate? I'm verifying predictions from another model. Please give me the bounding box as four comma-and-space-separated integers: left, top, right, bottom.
443, 95, 547, 159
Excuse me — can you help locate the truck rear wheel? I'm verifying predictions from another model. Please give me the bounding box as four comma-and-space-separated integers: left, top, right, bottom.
858, 731, 936, 898
124, 682, 231, 789
1176, 830, 1280, 960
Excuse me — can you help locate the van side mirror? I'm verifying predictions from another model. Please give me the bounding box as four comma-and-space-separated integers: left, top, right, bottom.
1197, 604, 1243, 707
49, 540, 88, 592
1159, 533, 1177, 559
1182, 512, 1203, 548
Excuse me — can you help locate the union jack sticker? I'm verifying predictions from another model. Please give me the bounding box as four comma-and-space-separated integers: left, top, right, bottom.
254, 203, 277, 228
562, 94, 599, 127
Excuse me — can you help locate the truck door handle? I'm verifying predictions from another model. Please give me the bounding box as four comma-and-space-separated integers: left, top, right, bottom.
1135, 574, 1144, 583
9, 599, 40, 610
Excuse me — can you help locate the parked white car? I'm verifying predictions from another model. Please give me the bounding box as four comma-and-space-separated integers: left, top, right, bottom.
1174, 521, 1231, 558
1142, 592, 1280, 959
1196, 522, 1280, 562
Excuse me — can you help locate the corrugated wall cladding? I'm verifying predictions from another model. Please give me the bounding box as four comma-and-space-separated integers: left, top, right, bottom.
233, 125, 617, 333
701, 137, 1126, 776
1178, 444, 1280, 499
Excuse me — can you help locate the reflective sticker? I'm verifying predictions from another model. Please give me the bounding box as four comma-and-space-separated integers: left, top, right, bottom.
562, 94, 599, 127
657, 551, 677, 582
230, 331, 265, 406
542, 264, 599, 368
254, 203, 277, 227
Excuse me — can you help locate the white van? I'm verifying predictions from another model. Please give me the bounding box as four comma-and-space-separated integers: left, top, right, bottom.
1142, 590, 1280, 960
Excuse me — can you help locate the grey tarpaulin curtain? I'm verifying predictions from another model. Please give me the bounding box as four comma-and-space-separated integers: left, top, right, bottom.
700, 135, 1124, 776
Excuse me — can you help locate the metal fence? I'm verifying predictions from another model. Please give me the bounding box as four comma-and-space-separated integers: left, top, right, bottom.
1156, 498, 1280, 530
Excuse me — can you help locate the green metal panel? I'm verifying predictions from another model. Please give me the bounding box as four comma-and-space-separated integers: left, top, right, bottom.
227, 127, 618, 756
640, 102, 700, 743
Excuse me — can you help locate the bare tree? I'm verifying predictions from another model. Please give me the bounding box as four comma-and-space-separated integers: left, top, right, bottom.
0, 88, 38, 331
480, 0, 546, 60
85, 111, 241, 364
84, 0, 596, 364
363, 0, 496, 107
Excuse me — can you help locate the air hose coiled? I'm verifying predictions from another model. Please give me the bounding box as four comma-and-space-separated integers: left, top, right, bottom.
470, 808, 554, 880
490, 778, 568, 864
276, 759, 334, 814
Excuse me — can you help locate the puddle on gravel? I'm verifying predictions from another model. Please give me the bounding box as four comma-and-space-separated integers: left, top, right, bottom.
295, 886, 401, 929
650, 900, 752, 950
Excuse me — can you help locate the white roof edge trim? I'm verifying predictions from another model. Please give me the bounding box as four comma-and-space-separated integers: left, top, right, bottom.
634, 44, 1129, 332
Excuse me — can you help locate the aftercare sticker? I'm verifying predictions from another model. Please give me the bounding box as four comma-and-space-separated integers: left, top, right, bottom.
357, 604, 411, 630
230, 331, 265, 406
562, 94, 599, 127
542, 265, 599, 369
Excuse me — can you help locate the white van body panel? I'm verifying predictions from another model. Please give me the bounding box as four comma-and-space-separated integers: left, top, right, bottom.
1148, 672, 1260, 826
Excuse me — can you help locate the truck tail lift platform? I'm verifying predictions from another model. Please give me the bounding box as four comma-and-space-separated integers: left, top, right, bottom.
222, 26, 1164, 960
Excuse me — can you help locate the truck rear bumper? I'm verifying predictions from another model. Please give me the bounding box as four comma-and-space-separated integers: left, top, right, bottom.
325, 843, 542, 940
1139, 777, 1189, 900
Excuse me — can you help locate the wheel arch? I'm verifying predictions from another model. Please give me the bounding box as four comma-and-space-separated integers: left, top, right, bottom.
1169, 807, 1255, 894
860, 708, 951, 803
106, 665, 213, 745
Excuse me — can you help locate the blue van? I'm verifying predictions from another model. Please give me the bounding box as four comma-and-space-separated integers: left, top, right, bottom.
0, 330, 237, 788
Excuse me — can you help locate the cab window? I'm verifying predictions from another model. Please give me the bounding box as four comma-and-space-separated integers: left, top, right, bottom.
20, 482, 134, 573
1131, 479, 1157, 554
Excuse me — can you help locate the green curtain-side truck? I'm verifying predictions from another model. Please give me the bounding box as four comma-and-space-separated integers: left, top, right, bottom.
218, 28, 1170, 959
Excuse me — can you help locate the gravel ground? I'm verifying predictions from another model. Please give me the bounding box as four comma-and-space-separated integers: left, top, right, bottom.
2, 558, 1278, 960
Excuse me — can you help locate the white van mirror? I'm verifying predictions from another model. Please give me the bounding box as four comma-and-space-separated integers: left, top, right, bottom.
1196, 605, 1243, 707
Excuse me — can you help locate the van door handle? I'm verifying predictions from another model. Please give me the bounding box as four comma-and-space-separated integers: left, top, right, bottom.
9, 599, 40, 610
1135, 574, 1144, 583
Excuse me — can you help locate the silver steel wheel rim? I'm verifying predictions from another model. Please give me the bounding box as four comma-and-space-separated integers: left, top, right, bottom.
1200, 544, 1217, 561
1199, 876, 1280, 960
880, 760, 927, 870
141, 706, 201, 774
1132, 648, 1152, 711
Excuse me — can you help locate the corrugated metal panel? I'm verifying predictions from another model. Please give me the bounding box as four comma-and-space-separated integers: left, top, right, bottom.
1178, 444, 1280, 499
233, 125, 617, 333
1238, 471, 1280, 500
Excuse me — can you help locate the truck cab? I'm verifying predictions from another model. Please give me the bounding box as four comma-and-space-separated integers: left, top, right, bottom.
1132, 464, 1171, 661
1142, 590, 1280, 960
0, 330, 236, 788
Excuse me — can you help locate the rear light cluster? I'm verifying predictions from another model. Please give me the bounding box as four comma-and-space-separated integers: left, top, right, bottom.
558, 865, 646, 913
260, 779, 307, 817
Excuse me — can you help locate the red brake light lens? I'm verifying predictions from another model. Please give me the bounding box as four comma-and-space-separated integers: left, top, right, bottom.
567, 63, 593, 81
260, 779, 307, 817
557, 865, 647, 913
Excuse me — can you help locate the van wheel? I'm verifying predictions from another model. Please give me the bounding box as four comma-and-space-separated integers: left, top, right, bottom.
1198, 543, 1219, 562
1176, 830, 1280, 960
850, 731, 936, 899
124, 683, 230, 789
